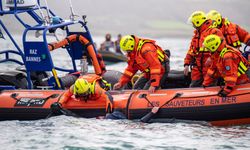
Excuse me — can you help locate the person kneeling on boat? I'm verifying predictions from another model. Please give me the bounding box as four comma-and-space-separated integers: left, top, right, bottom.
51, 76, 112, 113
113, 35, 170, 93
202, 35, 250, 97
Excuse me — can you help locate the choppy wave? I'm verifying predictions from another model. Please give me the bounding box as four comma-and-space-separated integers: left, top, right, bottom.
0, 116, 250, 150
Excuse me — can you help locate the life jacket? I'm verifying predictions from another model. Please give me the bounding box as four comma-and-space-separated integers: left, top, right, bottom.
191, 20, 215, 53
219, 46, 249, 77
119, 36, 169, 87
220, 18, 241, 48
74, 74, 109, 101
79, 74, 111, 91
188, 20, 219, 68
134, 38, 167, 73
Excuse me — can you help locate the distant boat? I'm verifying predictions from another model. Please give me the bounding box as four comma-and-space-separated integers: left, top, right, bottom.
98, 50, 127, 63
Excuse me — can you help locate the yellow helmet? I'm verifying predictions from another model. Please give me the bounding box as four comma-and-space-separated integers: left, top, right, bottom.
73, 78, 90, 95
188, 11, 207, 28
207, 10, 222, 26
203, 35, 222, 53
119, 35, 135, 51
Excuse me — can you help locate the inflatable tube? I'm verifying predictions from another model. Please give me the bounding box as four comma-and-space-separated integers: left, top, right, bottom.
59, 74, 78, 88
1, 83, 250, 126
119, 87, 250, 126
0, 90, 63, 120
102, 70, 123, 89
163, 70, 191, 89
101, 70, 190, 90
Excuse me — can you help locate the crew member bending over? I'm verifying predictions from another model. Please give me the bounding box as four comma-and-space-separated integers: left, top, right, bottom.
113, 35, 169, 93
202, 35, 250, 97
52, 75, 113, 113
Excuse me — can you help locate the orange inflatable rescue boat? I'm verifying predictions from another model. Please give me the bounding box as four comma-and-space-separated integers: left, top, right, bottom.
1, 83, 250, 126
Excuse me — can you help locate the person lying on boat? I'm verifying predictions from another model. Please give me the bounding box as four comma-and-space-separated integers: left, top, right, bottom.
113, 35, 170, 93
184, 11, 224, 87
51, 76, 111, 110
202, 34, 250, 97
207, 10, 250, 51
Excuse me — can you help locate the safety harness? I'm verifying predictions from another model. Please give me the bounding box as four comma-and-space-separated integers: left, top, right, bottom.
136, 39, 167, 73
219, 48, 248, 76
223, 18, 241, 48
189, 20, 215, 73
89, 78, 111, 95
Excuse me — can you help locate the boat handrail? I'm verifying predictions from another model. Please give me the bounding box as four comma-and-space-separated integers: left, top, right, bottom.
0, 50, 24, 65
0, 19, 25, 66
0, 0, 41, 15
0, 0, 98, 90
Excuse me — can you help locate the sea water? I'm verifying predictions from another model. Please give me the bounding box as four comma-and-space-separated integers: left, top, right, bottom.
0, 117, 249, 150
0, 37, 249, 150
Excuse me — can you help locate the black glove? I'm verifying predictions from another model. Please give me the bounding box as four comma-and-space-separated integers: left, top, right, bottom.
218, 89, 228, 97
50, 102, 62, 114
202, 85, 207, 89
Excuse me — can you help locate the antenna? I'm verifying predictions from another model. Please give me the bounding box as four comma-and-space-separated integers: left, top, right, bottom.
44, 0, 52, 24
36, 2, 48, 25
68, 0, 78, 21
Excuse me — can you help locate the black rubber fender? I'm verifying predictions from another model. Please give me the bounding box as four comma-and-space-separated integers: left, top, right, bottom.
102, 70, 123, 89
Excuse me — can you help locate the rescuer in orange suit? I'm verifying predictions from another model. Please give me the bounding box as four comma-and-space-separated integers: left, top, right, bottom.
113, 35, 170, 93
207, 10, 250, 49
51, 75, 114, 113
202, 35, 250, 97
184, 11, 224, 87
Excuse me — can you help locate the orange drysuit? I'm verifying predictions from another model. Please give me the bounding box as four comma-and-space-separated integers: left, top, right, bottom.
203, 42, 250, 93
58, 74, 110, 105
219, 18, 250, 48
118, 36, 169, 88
184, 20, 224, 87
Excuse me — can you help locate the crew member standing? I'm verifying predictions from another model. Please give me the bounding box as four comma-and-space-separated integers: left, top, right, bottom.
184, 11, 224, 87
207, 10, 250, 49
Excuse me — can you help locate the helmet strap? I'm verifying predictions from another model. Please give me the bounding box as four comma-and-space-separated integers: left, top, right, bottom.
218, 21, 223, 28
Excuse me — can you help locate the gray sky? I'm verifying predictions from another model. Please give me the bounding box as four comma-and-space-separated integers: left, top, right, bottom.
2, 0, 250, 38
47, 0, 250, 38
